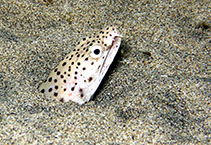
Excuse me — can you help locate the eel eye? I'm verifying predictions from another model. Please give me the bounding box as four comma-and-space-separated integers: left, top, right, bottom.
90, 45, 103, 58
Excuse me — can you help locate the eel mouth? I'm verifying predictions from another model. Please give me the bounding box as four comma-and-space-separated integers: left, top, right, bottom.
99, 35, 121, 73
109, 35, 122, 50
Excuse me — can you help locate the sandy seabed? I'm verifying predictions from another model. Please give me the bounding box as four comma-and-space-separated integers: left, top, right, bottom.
0, 0, 210, 144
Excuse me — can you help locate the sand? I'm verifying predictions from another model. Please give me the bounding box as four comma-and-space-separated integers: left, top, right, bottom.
0, 0, 210, 144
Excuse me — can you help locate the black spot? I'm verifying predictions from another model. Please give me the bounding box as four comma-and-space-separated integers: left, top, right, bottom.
54, 79, 57, 83
82, 67, 86, 70
63, 79, 66, 83
48, 77, 52, 82
109, 34, 112, 36
41, 89, 45, 93
105, 36, 107, 38
75, 82, 77, 85
57, 71, 61, 75
91, 62, 94, 65
97, 41, 100, 43
59, 98, 64, 102
85, 48, 89, 52
64, 88, 67, 91
88, 77, 93, 82
84, 80, 86, 82
83, 38, 86, 41
92, 40, 95, 43
102, 36, 105, 38
94, 49, 100, 55
81, 54, 85, 57
112, 28, 115, 31
104, 44, 107, 47
89, 43, 93, 46
80, 94, 84, 98
98, 65, 101, 69
55, 86, 58, 90
77, 48, 80, 51
71, 87, 75, 91
81, 44, 84, 47
87, 41, 90, 45
48, 88, 53, 92
73, 49, 76, 51
68, 74, 71, 77
77, 54, 80, 57
97, 35, 99, 38
71, 62, 74, 65
68, 66, 71, 72
77, 62, 80, 66
75, 71, 78, 75
60, 75, 64, 78
79, 88, 83, 92
62, 62, 67, 66
54, 68, 58, 72
69, 57, 72, 60
106, 27, 109, 30
85, 57, 89, 61
106, 31, 109, 34
66, 56, 69, 59
64, 72, 67, 74
54, 92, 58, 97
74, 76, 77, 80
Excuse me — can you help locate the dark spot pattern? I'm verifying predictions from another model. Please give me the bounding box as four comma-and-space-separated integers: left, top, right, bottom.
79, 88, 83, 92
41, 89, 45, 93
57, 71, 61, 75
62, 62, 67, 66
54, 92, 58, 97
48, 88, 52, 92
60, 98, 64, 102
48, 77, 52, 82
88, 77, 93, 82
